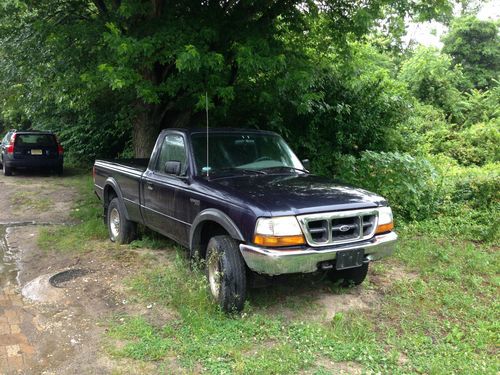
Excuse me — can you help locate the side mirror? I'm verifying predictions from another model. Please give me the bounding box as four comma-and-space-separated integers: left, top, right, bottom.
164, 161, 181, 175
301, 159, 310, 171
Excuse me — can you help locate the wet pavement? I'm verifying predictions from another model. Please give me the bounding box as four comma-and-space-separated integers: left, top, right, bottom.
0, 225, 36, 374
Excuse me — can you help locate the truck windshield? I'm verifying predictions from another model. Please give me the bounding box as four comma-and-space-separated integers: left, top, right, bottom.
191, 133, 304, 176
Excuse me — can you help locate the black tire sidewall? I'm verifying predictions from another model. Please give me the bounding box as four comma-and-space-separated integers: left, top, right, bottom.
3, 164, 11, 176
329, 262, 369, 286
206, 235, 247, 313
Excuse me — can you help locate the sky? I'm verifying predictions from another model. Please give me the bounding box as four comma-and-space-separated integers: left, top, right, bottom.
404, 0, 500, 48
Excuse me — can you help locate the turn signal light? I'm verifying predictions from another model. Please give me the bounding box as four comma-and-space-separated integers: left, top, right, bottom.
253, 234, 305, 247
375, 222, 394, 234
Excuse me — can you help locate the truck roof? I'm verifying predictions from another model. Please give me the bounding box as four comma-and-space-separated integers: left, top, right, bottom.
164, 128, 279, 136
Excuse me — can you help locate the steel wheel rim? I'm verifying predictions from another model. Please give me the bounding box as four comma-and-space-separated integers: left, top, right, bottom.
208, 253, 221, 299
110, 208, 120, 239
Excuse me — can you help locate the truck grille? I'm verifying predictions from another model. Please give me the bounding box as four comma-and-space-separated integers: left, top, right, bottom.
297, 209, 379, 247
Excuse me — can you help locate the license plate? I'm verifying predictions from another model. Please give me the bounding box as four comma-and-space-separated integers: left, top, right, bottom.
336, 249, 364, 270
31, 149, 43, 155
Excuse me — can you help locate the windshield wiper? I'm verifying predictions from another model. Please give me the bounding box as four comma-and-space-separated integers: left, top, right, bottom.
261, 166, 309, 174
211, 167, 267, 176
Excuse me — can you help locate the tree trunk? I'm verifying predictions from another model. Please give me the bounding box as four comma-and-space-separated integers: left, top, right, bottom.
132, 104, 161, 158
132, 102, 193, 157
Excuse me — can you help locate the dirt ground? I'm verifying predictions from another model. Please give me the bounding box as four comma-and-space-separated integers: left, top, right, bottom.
0, 171, 159, 374
0, 171, 414, 375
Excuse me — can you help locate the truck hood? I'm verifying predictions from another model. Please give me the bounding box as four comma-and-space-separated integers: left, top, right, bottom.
209, 173, 387, 216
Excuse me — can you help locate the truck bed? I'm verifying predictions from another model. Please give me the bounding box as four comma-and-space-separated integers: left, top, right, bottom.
94, 158, 150, 225
97, 158, 149, 173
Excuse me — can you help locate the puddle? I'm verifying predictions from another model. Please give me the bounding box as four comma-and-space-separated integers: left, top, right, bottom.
0, 224, 19, 289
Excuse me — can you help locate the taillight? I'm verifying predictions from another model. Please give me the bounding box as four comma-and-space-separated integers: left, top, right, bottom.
57, 144, 64, 155
6, 134, 16, 154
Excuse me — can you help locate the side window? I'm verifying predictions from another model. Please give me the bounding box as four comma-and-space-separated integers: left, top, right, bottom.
155, 134, 188, 175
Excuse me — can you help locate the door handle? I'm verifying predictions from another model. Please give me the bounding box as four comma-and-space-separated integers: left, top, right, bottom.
147, 183, 154, 191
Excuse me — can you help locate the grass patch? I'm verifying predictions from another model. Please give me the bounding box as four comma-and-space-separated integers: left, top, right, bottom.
104, 221, 499, 374
37, 172, 108, 252
10, 191, 52, 211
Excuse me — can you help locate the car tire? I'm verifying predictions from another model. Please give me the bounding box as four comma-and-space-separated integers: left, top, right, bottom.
3, 164, 12, 176
328, 262, 369, 286
107, 197, 137, 244
206, 235, 247, 313
57, 165, 64, 176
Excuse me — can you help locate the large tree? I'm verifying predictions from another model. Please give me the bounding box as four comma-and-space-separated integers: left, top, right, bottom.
442, 16, 500, 90
0, 0, 454, 158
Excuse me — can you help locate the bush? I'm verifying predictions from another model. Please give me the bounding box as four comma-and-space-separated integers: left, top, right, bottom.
451, 163, 500, 209
334, 151, 442, 221
443, 121, 500, 166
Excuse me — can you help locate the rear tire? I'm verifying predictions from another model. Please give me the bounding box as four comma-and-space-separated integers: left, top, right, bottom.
57, 165, 64, 176
3, 164, 12, 176
107, 198, 137, 244
206, 235, 247, 313
328, 262, 369, 286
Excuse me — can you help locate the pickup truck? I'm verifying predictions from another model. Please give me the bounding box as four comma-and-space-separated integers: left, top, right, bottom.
94, 128, 397, 312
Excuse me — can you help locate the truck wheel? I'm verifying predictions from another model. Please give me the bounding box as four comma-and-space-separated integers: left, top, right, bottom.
328, 263, 369, 286
3, 164, 12, 176
206, 235, 246, 313
107, 198, 137, 244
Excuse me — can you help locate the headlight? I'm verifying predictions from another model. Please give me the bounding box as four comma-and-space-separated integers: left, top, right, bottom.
376, 206, 394, 234
253, 216, 305, 247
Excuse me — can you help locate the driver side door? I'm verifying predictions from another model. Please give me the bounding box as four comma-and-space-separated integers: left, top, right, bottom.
142, 133, 190, 245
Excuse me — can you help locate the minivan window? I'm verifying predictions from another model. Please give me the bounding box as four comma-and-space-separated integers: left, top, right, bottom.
16, 134, 56, 147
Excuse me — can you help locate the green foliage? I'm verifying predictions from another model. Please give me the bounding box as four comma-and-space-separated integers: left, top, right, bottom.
335, 151, 441, 221
398, 46, 465, 117
442, 16, 500, 89
0, 0, 456, 158
290, 41, 410, 174
443, 121, 500, 166
451, 163, 500, 209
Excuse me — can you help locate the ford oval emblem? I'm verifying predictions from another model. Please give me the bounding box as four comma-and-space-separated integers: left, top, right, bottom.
339, 225, 351, 232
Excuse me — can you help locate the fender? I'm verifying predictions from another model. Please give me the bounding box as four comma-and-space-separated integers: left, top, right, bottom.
189, 208, 245, 255
103, 177, 131, 220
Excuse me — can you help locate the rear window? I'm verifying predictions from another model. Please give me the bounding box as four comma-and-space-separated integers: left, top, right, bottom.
15, 134, 56, 147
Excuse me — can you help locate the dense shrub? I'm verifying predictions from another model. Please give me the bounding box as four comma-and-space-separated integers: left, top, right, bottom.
334, 151, 442, 221
442, 121, 500, 166
451, 163, 500, 209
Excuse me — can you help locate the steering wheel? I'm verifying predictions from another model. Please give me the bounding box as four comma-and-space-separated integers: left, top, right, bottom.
255, 156, 272, 162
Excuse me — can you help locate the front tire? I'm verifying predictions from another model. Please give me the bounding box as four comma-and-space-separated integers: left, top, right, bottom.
107, 197, 137, 244
206, 235, 247, 313
328, 262, 369, 286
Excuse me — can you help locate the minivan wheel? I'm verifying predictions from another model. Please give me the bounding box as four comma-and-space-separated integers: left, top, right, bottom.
328, 262, 369, 286
107, 197, 137, 244
3, 164, 12, 176
206, 235, 246, 313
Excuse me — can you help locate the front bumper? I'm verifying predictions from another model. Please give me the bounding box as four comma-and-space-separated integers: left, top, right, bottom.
239, 231, 397, 276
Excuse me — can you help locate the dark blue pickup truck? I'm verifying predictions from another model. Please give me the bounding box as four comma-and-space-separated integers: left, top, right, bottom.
94, 128, 397, 312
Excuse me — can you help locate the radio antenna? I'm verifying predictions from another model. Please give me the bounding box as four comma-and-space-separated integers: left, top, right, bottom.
205, 92, 209, 178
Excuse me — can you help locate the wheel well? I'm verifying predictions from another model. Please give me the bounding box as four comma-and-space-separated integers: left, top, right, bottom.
197, 221, 229, 259
103, 185, 118, 216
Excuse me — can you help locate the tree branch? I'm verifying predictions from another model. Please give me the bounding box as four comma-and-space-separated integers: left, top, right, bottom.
93, 0, 108, 15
